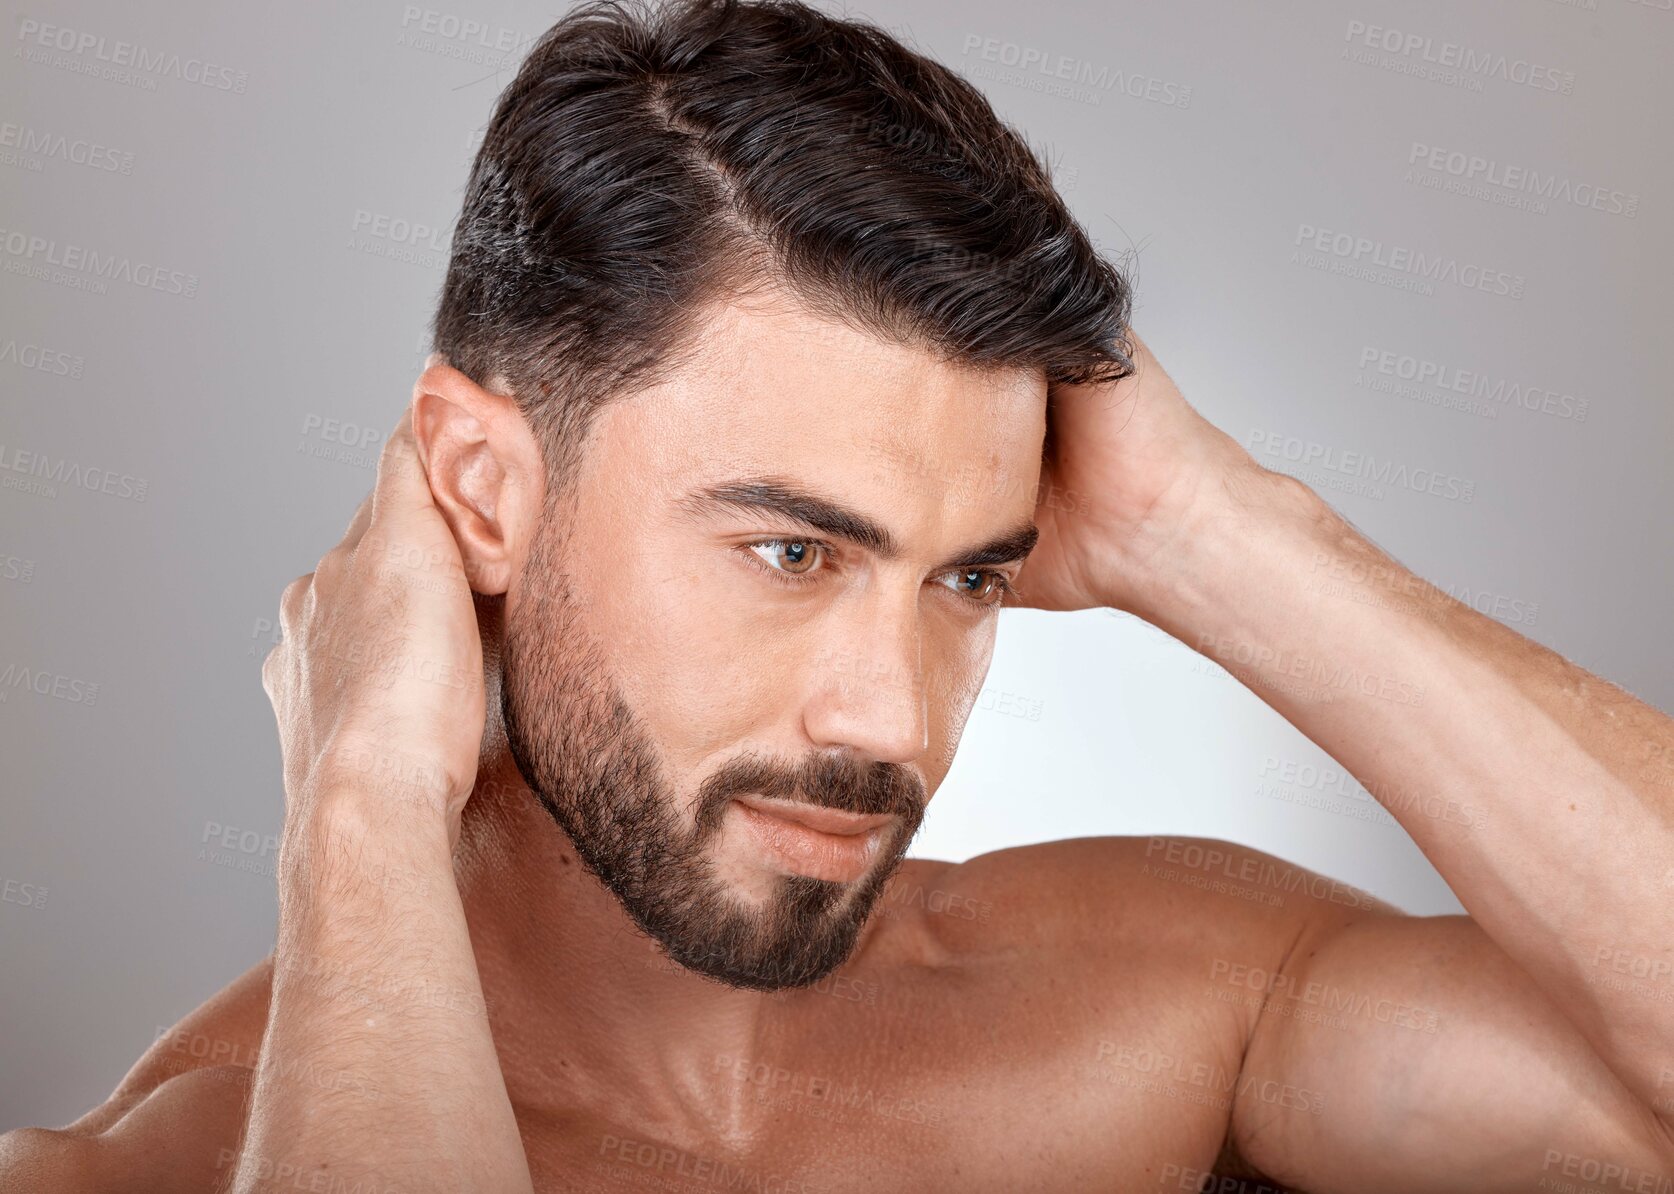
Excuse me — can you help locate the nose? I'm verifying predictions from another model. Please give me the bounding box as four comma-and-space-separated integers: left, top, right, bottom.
801, 588, 930, 766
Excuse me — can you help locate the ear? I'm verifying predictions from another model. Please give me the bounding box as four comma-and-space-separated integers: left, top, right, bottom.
408, 362, 544, 596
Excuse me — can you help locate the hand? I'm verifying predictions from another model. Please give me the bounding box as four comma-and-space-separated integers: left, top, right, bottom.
261, 408, 485, 845
1011, 328, 1274, 614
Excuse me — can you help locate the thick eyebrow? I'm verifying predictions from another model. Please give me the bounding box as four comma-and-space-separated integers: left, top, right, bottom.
677, 476, 1040, 571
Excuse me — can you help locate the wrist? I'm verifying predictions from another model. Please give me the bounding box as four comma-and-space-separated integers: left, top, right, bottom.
280, 780, 455, 895
1110, 464, 1331, 629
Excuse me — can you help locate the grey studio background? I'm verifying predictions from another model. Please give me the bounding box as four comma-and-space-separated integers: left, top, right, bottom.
2, 0, 1670, 1132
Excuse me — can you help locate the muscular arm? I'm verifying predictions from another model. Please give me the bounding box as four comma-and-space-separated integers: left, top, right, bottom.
0, 773, 527, 1193
1234, 906, 1674, 1191
1128, 470, 1674, 1184
232, 787, 522, 1193
1, 410, 534, 1192
231, 411, 532, 1193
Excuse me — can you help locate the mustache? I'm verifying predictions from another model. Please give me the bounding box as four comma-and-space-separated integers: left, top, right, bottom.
693, 750, 926, 830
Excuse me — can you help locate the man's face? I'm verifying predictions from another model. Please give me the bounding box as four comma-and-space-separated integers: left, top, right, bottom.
500, 290, 1047, 990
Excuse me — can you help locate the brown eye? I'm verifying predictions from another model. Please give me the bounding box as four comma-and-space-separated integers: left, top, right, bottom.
938, 568, 1007, 605
750, 539, 823, 575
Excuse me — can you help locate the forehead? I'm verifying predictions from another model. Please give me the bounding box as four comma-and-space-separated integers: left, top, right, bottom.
605, 288, 1049, 505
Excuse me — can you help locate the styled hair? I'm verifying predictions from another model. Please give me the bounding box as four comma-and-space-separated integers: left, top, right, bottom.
430, 0, 1134, 477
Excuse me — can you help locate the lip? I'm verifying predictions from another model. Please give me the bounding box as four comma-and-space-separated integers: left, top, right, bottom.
730, 796, 893, 883
732, 794, 894, 836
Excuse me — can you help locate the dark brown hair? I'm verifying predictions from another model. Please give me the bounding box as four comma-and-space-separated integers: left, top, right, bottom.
430, 0, 1134, 477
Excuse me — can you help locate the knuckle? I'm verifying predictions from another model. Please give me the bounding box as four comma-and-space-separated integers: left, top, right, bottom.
279, 573, 314, 624
314, 545, 349, 583
260, 644, 283, 693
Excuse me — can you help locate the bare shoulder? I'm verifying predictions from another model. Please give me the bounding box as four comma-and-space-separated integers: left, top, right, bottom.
866, 836, 1410, 1183
923, 832, 1397, 928
889, 833, 1405, 1000
0, 955, 274, 1192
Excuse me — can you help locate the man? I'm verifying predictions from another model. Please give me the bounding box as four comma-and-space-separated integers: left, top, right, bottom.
4, 0, 1671, 1190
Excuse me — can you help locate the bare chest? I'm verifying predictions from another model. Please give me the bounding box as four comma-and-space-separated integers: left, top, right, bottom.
512, 960, 1245, 1193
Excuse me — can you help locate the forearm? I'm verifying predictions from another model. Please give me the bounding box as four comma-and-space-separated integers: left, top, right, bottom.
1123, 466, 1674, 1117
233, 788, 532, 1194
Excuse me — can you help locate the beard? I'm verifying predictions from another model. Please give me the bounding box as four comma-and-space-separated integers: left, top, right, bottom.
499, 514, 927, 992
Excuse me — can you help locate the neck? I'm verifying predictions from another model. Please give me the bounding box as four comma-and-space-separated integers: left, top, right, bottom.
452, 594, 894, 1138
451, 736, 892, 1142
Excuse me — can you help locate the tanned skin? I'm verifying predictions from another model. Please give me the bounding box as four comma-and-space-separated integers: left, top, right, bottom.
3, 288, 1672, 1193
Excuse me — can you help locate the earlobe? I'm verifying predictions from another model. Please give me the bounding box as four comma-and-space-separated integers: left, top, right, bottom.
409, 363, 543, 597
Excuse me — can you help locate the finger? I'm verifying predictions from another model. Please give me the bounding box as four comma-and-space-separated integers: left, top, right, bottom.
318, 494, 374, 589
341, 491, 373, 547
278, 572, 314, 633
363, 407, 471, 597
368, 407, 436, 528
260, 640, 288, 701
314, 540, 353, 591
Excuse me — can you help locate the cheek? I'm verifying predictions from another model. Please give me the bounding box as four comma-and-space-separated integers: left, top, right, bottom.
587, 548, 794, 763
922, 619, 998, 772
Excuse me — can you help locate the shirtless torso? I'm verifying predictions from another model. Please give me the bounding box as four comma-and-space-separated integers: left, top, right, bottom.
8, 336, 1672, 1193
9, 824, 1660, 1194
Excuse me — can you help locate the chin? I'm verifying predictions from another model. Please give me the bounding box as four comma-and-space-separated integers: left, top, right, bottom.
645, 870, 886, 993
